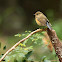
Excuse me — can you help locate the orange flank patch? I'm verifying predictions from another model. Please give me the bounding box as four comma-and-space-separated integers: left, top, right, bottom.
35, 18, 41, 26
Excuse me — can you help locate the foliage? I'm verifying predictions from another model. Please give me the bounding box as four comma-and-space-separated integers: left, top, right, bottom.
0, 0, 62, 62
0, 31, 59, 62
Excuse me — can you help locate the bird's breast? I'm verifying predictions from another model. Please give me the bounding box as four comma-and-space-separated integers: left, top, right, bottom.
35, 18, 42, 26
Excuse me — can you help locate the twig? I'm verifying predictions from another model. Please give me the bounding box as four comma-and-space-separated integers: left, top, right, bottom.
0, 28, 62, 62
0, 28, 47, 62
47, 28, 62, 62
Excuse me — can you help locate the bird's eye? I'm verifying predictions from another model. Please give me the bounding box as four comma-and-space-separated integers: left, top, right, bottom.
36, 14, 38, 15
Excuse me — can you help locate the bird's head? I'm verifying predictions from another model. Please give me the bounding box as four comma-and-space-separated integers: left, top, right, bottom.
34, 11, 43, 16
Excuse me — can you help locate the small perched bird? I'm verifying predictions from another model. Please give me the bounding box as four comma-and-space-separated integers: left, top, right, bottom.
34, 11, 52, 30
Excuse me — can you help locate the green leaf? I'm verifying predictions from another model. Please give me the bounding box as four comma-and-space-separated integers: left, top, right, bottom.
3, 45, 6, 50
25, 31, 28, 33
0, 54, 4, 58
14, 59, 18, 62
25, 51, 33, 59
22, 59, 26, 62
18, 53, 25, 57
14, 33, 21, 37
44, 60, 51, 62
2, 59, 5, 61
42, 56, 46, 61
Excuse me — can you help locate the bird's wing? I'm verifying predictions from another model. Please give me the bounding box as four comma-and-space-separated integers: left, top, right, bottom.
37, 17, 47, 26
46, 19, 52, 26
46, 19, 52, 30
39, 18, 52, 30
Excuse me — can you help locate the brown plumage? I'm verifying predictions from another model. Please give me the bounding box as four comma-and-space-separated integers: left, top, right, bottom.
34, 11, 52, 30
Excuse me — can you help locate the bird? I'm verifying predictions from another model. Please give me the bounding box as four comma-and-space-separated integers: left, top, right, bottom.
34, 11, 52, 30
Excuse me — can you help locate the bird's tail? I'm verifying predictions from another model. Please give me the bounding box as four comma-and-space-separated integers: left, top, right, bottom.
46, 22, 52, 30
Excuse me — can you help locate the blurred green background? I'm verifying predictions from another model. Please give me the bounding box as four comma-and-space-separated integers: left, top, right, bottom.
0, 0, 62, 62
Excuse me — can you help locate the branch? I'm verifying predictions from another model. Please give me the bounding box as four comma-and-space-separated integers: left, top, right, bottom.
0, 28, 62, 62
0, 28, 47, 62
47, 28, 62, 62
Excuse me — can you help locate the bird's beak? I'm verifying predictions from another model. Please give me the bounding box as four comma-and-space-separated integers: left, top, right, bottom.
33, 14, 35, 15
